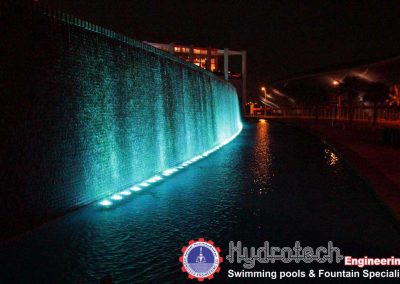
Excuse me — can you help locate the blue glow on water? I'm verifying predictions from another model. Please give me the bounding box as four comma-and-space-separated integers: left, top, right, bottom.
99, 200, 112, 206
63, 19, 242, 210
2, 121, 400, 284
146, 175, 162, 183
130, 186, 142, 192
111, 194, 123, 201
162, 169, 177, 176
0, 0, 243, 238
99, 123, 243, 207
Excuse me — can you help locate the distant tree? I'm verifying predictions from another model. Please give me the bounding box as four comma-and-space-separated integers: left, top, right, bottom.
298, 84, 329, 120
363, 81, 389, 127
337, 76, 364, 126
387, 84, 400, 107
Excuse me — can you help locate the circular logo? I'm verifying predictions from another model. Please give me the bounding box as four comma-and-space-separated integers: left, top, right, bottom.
179, 238, 222, 281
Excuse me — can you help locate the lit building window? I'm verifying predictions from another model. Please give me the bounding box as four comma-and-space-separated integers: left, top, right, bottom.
211, 58, 216, 71
148, 43, 224, 72
201, 58, 206, 65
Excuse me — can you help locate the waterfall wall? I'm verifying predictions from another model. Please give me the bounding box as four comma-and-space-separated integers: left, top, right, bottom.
0, 1, 241, 238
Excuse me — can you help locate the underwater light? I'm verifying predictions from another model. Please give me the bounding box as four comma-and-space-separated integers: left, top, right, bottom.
98, 123, 243, 208
190, 155, 202, 162
130, 186, 142, 191
99, 200, 112, 206
147, 175, 162, 183
162, 168, 178, 176
111, 194, 123, 200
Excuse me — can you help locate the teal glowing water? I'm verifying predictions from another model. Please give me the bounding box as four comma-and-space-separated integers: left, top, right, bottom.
99, 123, 243, 207
0, 1, 242, 237
1, 122, 400, 283
72, 52, 242, 207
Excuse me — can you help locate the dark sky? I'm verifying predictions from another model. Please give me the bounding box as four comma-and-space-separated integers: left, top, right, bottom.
43, 0, 400, 97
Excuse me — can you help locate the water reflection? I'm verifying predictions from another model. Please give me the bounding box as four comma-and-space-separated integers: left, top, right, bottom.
324, 148, 339, 166
1, 122, 400, 284
250, 120, 272, 195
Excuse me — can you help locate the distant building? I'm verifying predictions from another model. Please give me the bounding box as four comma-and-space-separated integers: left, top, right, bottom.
145, 42, 247, 113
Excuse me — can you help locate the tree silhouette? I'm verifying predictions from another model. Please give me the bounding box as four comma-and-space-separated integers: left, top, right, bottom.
364, 81, 389, 127
387, 84, 400, 107
337, 76, 365, 126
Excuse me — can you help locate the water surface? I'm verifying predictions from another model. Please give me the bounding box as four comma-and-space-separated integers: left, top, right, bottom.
1, 121, 399, 283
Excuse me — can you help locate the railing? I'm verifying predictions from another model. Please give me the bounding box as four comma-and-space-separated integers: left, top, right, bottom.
247, 106, 400, 125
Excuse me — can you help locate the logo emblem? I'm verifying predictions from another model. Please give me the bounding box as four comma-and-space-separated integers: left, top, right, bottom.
180, 238, 222, 281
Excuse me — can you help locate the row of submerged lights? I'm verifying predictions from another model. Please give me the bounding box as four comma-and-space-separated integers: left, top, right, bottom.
99, 123, 243, 207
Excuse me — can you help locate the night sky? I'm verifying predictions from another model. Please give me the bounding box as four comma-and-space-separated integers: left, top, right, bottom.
43, 0, 400, 97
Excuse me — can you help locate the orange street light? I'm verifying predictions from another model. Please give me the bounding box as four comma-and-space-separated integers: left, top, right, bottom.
260, 86, 267, 115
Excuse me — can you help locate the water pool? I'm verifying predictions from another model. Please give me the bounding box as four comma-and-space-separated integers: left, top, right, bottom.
1, 121, 399, 283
